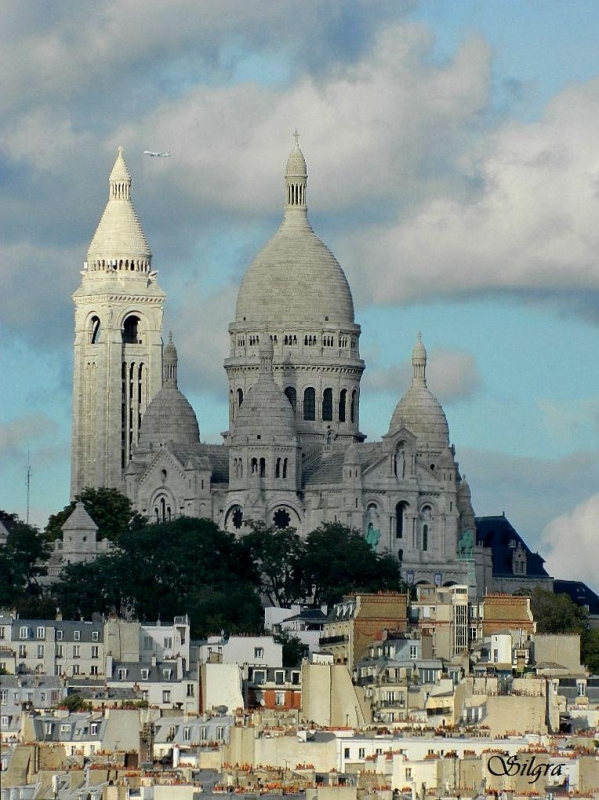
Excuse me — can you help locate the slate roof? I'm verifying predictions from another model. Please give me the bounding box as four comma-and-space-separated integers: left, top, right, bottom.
302, 442, 382, 486
475, 515, 550, 577
170, 443, 230, 484
554, 579, 599, 615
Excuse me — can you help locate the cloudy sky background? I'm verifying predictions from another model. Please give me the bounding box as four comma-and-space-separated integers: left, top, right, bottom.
2, 0, 599, 590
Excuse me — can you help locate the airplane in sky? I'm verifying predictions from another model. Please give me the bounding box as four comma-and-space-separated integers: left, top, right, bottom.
143, 150, 171, 157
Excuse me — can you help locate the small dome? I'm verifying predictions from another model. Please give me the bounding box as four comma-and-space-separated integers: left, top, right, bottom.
388, 335, 450, 449
138, 387, 200, 448
232, 340, 296, 442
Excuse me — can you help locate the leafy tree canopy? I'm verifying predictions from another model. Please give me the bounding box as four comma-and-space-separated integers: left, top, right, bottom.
54, 517, 262, 637
0, 521, 51, 609
242, 523, 305, 607
302, 522, 403, 607
45, 487, 145, 543
526, 587, 588, 635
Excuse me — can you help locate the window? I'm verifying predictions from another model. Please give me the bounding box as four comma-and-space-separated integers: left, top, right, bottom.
72, 665, 80, 675
90, 666, 98, 676
273, 508, 291, 529
578, 682, 586, 697
118, 668, 128, 680
254, 647, 264, 659
162, 690, 171, 703
91, 646, 99, 659
91, 723, 99, 735
395, 502, 408, 539
338, 389, 347, 422
183, 727, 191, 742
73, 645, 80, 658
122, 315, 140, 344
0, 627, 4, 639
74, 630, 81, 641
45, 723, 54, 735
19, 626, 28, 639
0, 690, 7, 705
200, 727, 207, 741
350, 390, 356, 423
359, 748, 365, 759
143, 636, 152, 650
275, 671, 285, 685
186, 684, 194, 697
92, 631, 99, 642
409, 645, 418, 659
344, 747, 350, 758
216, 726, 224, 740
56, 645, 63, 659
422, 524, 428, 551
322, 388, 333, 421
37, 645, 44, 659
0, 716, 8, 728
163, 637, 173, 650
303, 387, 316, 420
141, 669, 149, 680
19, 645, 26, 658
57, 631, 63, 641
275, 691, 285, 706
90, 316, 101, 344
253, 670, 265, 685
284, 386, 297, 412
37, 627, 45, 639
163, 668, 172, 680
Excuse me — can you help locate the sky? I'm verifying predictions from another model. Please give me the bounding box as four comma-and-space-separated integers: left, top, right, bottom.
2, 0, 599, 590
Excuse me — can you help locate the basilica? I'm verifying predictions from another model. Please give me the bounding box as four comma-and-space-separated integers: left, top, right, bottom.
71, 139, 538, 598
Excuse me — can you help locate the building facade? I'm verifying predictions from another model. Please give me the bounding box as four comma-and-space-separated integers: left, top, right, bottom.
71, 141, 521, 595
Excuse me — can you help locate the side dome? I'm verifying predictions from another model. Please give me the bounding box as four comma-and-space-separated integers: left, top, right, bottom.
232, 339, 296, 442
389, 334, 450, 449
138, 335, 200, 448
235, 137, 355, 327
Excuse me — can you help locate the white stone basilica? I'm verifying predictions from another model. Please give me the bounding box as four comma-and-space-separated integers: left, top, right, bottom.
71, 140, 493, 596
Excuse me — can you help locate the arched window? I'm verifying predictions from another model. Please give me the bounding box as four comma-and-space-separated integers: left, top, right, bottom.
398, 549, 403, 564
283, 458, 288, 479
322, 388, 333, 421
422, 524, 428, 551
339, 389, 347, 422
275, 458, 281, 478
284, 386, 297, 412
259, 457, 266, 478
251, 457, 258, 474
350, 390, 357, 423
396, 502, 408, 539
237, 388, 244, 407
303, 387, 316, 421
90, 316, 101, 344
122, 315, 140, 344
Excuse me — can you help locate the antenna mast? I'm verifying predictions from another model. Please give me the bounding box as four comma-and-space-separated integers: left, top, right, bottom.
25, 449, 31, 525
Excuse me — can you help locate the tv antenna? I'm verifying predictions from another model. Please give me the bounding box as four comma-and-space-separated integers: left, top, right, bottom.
25, 449, 31, 525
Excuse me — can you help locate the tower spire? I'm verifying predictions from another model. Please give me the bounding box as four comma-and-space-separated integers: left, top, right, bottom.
412, 332, 427, 384
163, 333, 178, 388
283, 130, 308, 226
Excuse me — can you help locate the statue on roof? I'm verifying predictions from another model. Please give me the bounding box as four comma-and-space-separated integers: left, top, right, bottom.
457, 528, 474, 559
365, 522, 381, 550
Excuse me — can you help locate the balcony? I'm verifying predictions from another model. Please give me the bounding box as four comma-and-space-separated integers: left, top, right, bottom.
319, 635, 348, 646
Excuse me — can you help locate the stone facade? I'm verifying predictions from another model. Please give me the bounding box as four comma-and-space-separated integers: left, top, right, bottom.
72, 141, 498, 594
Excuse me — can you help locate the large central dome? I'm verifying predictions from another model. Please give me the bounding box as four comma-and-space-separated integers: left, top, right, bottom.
235, 139, 355, 327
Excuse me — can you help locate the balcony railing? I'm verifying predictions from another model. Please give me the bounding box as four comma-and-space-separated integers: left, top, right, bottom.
319, 635, 348, 646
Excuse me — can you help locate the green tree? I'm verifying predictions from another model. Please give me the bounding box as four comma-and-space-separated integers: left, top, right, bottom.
582, 628, 599, 674
242, 523, 305, 607
54, 517, 263, 637
0, 520, 51, 609
302, 522, 403, 607
45, 487, 145, 543
274, 629, 309, 667
527, 587, 588, 635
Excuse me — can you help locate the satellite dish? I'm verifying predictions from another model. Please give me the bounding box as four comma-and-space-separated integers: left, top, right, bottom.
216, 705, 228, 715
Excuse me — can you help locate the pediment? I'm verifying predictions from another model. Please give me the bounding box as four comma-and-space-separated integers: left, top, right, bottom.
138, 446, 186, 486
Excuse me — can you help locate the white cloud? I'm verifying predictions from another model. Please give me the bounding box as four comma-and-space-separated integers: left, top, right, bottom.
541, 493, 599, 588
0, 412, 57, 463
340, 77, 599, 309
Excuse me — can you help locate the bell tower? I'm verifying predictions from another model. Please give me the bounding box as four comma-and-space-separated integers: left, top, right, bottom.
70, 147, 165, 496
